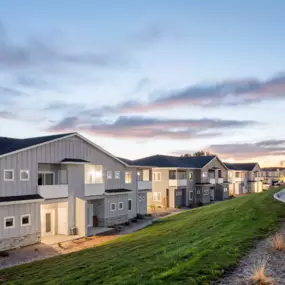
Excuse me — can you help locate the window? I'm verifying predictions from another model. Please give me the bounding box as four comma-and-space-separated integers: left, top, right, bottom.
85, 165, 103, 184
218, 170, 222, 178
115, 171, 120, 179
4, 216, 15, 229
38, 172, 54, 185
4, 169, 14, 181
224, 188, 227, 193
107, 171, 112, 179
128, 199, 132, 211
189, 172, 193, 180
235, 172, 240, 178
153, 172, 161, 181
153, 192, 161, 201
169, 170, 176, 180
20, 170, 29, 181
110, 203, 116, 211
202, 172, 208, 178
125, 172, 132, 184
189, 190, 193, 200
118, 201, 123, 210
204, 189, 209, 195
21, 214, 31, 226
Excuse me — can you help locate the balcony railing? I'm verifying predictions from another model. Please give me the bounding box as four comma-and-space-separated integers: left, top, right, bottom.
209, 178, 216, 184
169, 179, 187, 187
85, 184, 105, 196
138, 181, 152, 190
217, 178, 224, 184
38, 185, 68, 199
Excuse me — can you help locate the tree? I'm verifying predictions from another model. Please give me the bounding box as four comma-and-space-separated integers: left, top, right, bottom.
181, 151, 214, 157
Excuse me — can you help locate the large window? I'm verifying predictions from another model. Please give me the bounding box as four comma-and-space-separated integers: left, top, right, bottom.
38, 172, 54, 185
4, 216, 15, 229
153, 192, 161, 201
4, 169, 14, 181
85, 165, 103, 184
125, 172, 132, 184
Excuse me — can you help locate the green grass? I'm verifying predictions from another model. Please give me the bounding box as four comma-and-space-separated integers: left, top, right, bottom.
1, 188, 285, 285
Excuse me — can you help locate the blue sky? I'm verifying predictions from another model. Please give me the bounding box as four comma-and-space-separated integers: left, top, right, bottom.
1, 0, 285, 166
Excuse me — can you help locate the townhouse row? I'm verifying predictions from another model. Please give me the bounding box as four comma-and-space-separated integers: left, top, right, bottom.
0, 132, 264, 251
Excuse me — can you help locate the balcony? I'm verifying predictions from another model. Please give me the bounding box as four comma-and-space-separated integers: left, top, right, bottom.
169, 179, 187, 187
38, 185, 68, 199
85, 184, 105, 196
138, 181, 152, 190
209, 178, 216, 184
217, 178, 224, 184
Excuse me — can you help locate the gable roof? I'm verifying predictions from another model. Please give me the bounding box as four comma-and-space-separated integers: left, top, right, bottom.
224, 162, 258, 171
0, 133, 128, 167
121, 154, 217, 169
0, 133, 74, 156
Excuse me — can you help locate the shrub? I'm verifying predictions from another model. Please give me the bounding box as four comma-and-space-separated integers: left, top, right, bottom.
176, 205, 181, 209
249, 260, 274, 285
272, 233, 284, 251
0, 251, 9, 257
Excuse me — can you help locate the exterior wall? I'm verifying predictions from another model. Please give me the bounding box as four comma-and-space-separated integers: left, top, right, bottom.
0, 202, 40, 250
195, 186, 211, 205
89, 199, 105, 226
75, 197, 87, 236
127, 191, 138, 219
0, 135, 137, 197
215, 184, 229, 200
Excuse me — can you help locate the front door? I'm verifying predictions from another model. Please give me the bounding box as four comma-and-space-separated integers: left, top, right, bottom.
58, 207, 68, 235
87, 204, 93, 227
41, 209, 55, 236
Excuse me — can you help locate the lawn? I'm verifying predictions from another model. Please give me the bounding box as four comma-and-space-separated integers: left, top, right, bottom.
1, 188, 285, 285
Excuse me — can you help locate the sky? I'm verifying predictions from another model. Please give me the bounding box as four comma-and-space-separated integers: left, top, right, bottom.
1, 0, 285, 166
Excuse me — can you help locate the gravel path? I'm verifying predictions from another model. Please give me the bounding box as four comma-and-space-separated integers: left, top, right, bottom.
218, 222, 285, 285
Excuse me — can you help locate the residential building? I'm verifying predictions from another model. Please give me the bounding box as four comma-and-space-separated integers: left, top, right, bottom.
0, 133, 150, 251
262, 167, 285, 184
123, 155, 230, 208
224, 163, 263, 195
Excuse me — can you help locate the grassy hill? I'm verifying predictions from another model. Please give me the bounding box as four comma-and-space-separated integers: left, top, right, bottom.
1, 188, 285, 285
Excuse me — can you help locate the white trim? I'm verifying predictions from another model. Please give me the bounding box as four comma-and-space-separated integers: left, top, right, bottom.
61, 161, 90, 165
0, 199, 44, 206
104, 191, 132, 196
153, 192, 161, 201
110, 203, 116, 211
115, 171, 120, 179
189, 172, 193, 180
153, 172, 162, 181
4, 169, 14, 181
107, 171, 112, 179
118, 201, 124, 210
4, 216, 15, 229
189, 190, 193, 200
20, 169, 30, 181
125, 171, 132, 184
20, 214, 31, 226
128, 199, 132, 211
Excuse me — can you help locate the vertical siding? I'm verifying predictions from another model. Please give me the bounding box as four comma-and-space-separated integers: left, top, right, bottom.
0, 202, 40, 239
104, 194, 128, 218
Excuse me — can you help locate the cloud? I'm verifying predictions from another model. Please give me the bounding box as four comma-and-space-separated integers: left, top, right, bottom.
47, 115, 256, 140
203, 139, 285, 160
0, 111, 17, 119
0, 86, 27, 104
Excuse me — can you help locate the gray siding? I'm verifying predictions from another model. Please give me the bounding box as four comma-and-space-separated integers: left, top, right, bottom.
0, 202, 40, 239
104, 194, 128, 218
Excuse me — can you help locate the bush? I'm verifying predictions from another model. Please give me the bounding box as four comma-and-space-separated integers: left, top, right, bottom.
0, 251, 9, 257
176, 205, 181, 209
249, 260, 274, 285
272, 233, 284, 251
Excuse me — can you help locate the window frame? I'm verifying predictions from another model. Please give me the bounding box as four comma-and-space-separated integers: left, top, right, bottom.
118, 201, 124, 210
202, 172, 208, 178
115, 171, 120, 179
110, 203, 116, 211
204, 189, 209, 195
20, 169, 30, 181
125, 171, 132, 184
20, 214, 31, 227
128, 199, 132, 211
153, 192, 161, 201
4, 216, 15, 229
107, 171, 112, 179
38, 171, 55, 185
4, 169, 14, 181
189, 190, 193, 200
153, 172, 162, 181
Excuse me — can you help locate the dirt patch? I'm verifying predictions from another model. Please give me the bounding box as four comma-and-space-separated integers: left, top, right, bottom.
218, 223, 285, 285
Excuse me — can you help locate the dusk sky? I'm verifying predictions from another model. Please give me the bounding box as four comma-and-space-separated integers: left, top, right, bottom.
1, 0, 285, 166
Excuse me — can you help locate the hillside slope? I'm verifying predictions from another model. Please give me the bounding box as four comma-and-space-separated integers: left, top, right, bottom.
1, 188, 285, 285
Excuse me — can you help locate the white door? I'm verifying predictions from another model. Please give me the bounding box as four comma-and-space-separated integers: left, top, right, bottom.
87, 204, 93, 227
58, 208, 68, 235
41, 209, 55, 236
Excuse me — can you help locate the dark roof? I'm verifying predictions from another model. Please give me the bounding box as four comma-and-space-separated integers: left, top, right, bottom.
0, 194, 44, 203
195, 183, 212, 186
224, 162, 258, 171
262, 167, 285, 171
105, 189, 133, 194
61, 158, 90, 163
117, 157, 134, 165
0, 133, 75, 156
120, 155, 216, 169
